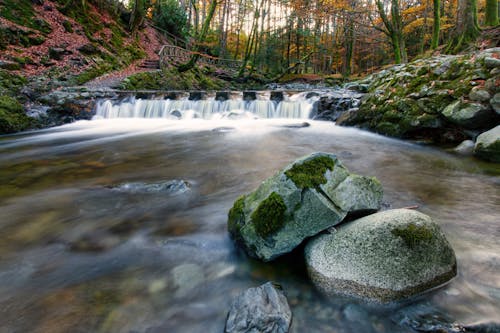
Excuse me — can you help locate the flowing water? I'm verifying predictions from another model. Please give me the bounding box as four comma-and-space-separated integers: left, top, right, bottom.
94, 91, 319, 120
0, 97, 499, 332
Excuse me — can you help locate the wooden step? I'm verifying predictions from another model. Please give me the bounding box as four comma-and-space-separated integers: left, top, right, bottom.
139, 59, 160, 69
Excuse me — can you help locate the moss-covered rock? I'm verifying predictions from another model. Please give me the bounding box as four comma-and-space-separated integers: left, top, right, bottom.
251, 192, 287, 237
227, 152, 383, 261
0, 95, 32, 134
391, 223, 434, 248
305, 209, 457, 303
338, 48, 500, 144
441, 100, 496, 129
284, 155, 335, 189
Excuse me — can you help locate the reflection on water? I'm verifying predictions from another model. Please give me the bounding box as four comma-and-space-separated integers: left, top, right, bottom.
0, 119, 499, 333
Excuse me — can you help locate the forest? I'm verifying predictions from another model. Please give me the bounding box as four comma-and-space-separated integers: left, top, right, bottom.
132, 0, 499, 76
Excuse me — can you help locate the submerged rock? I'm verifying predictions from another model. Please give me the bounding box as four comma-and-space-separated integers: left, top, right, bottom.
279, 122, 310, 128
107, 180, 191, 195
474, 125, 500, 162
393, 303, 500, 333
228, 152, 383, 261
225, 282, 292, 333
305, 209, 457, 303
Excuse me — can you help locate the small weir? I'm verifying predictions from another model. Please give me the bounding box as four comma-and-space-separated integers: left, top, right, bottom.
94, 91, 320, 120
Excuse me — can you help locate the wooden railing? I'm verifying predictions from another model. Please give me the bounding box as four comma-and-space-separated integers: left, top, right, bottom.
158, 45, 242, 71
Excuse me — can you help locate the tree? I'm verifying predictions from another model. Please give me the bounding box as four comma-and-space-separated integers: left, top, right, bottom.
446, 0, 480, 52
153, 0, 188, 39
484, 0, 499, 26
431, 0, 440, 49
374, 0, 408, 63
129, 0, 149, 33
178, 0, 218, 72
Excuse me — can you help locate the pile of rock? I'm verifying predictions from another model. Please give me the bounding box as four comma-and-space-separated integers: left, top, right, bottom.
225, 153, 457, 332
335, 48, 500, 162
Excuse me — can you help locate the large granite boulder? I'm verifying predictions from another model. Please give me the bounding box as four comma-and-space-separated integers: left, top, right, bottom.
225, 282, 292, 333
228, 152, 383, 261
305, 209, 457, 303
474, 125, 500, 162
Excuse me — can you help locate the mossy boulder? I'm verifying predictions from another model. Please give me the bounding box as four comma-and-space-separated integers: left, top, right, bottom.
305, 209, 457, 303
227, 152, 383, 261
474, 125, 500, 162
441, 101, 496, 129
0, 95, 32, 134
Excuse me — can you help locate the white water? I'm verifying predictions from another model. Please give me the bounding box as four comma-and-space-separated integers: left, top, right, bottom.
94, 92, 318, 120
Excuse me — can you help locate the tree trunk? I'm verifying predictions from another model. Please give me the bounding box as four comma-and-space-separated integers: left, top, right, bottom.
178, 0, 218, 72
485, 0, 499, 26
343, 16, 355, 77
446, 0, 480, 53
129, 0, 147, 34
431, 0, 440, 49
375, 0, 407, 64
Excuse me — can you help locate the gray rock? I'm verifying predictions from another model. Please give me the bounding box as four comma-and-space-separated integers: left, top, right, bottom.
228, 152, 383, 261
453, 140, 475, 155
107, 180, 191, 194
441, 101, 495, 129
474, 125, 500, 162
491, 93, 500, 115
393, 303, 500, 333
469, 87, 491, 102
484, 57, 500, 69
225, 282, 292, 333
305, 209, 457, 303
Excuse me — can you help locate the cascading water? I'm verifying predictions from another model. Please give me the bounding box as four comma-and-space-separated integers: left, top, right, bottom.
94, 92, 319, 120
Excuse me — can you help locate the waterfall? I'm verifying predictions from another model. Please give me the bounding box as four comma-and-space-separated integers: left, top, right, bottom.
94, 92, 319, 120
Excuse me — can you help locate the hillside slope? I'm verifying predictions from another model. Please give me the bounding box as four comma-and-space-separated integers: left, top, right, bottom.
0, 0, 167, 84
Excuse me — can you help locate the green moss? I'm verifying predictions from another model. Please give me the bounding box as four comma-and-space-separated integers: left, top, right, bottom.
375, 122, 404, 137
120, 67, 229, 91
62, 20, 73, 33
391, 223, 434, 248
285, 155, 335, 189
251, 192, 287, 237
0, 70, 27, 96
228, 195, 246, 233
0, 95, 32, 134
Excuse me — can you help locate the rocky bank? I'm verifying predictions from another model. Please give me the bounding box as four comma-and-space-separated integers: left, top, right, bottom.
336, 48, 500, 161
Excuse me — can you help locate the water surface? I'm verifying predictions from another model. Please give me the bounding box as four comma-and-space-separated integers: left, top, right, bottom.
0, 118, 499, 333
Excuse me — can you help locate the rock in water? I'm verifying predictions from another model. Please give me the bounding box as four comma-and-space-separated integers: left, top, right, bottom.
225, 282, 292, 333
474, 125, 500, 163
227, 152, 383, 261
305, 209, 457, 303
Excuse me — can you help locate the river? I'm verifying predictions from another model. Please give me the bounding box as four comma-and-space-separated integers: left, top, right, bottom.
0, 114, 499, 332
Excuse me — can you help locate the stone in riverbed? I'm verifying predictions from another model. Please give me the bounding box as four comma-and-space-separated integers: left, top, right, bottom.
474, 125, 500, 162
228, 152, 383, 261
453, 140, 475, 155
225, 282, 292, 333
305, 209, 457, 303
